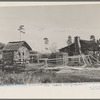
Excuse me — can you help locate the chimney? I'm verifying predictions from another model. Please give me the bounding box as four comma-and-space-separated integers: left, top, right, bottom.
74, 36, 81, 55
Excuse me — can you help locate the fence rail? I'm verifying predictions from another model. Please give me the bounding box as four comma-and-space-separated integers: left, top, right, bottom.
39, 55, 83, 67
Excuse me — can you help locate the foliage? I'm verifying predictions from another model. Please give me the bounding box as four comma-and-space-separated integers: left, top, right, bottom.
49, 53, 56, 58
18, 25, 25, 34
0, 43, 5, 50
40, 53, 51, 58
43, 37, 49, 51
1, 68, 100, 84
49, 42, 57, 53
0, 70, 56, 84
97, 39, 100, 46
67, 35, 72, 46
1, 67, 100, 84
90, 35, 95, 42
43, 37, 49, 45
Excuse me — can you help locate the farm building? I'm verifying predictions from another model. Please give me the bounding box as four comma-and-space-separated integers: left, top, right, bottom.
2, 41, 32, 64
59, 36, 100, 57
59, 36, 100, 66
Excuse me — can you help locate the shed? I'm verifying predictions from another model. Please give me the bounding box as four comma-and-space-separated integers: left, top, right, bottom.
2, 41, 32, 64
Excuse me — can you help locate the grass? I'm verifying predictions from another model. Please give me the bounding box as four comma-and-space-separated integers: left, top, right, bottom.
0, 63, 100, 85
0, 69, 56, 85
1, 68, 100, 85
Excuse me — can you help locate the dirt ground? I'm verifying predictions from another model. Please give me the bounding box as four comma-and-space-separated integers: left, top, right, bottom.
56, 66, 100, 82
44, 65, 100, 82
22, 64, 100, 82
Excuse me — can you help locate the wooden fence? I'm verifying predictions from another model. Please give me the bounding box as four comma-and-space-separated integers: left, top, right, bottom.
39, 55, 83, 67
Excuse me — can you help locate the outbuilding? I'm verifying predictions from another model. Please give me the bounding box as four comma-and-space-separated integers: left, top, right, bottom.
2, 41, 32, 64
59, 36, 100, 66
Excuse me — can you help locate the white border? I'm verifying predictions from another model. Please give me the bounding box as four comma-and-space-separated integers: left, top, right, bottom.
0, 2, 100, 7
0, 2, 100, 99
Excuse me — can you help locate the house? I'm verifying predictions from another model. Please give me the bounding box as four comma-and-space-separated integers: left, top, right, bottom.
59, 36, 100, 65
2, 41, 32, 64
59, 36, 100, 55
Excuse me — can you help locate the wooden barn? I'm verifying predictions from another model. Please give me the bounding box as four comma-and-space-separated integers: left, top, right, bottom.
59, 36, 100, 66
2, 41, 32, 64
59, 36, 100, 56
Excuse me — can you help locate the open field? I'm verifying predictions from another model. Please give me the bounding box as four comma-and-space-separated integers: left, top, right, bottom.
0, 63, 100, 85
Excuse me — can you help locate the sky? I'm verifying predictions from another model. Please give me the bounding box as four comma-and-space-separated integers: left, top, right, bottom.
0, 4, 100, 52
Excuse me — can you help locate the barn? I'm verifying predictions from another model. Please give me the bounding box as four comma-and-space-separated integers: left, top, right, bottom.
59, 36, 100, 57
59, 36, 100, 66
2, 41, 32, 64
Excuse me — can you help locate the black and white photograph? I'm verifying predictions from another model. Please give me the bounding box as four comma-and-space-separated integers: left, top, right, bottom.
0, 2, 100, 86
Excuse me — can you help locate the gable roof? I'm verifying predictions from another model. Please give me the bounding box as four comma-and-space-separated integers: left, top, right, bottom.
3, 41, 32, 51
59, 39, 100, 55
59, 43, 75, 51
29, 50, 38, 54
80, 40, 99, 51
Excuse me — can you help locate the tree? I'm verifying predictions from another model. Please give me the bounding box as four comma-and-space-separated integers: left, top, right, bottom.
90, 35, 95, 42
18, 25, 25, 41
67, 35, 72, 46
97, 39, 100, 47
0, 43, 5, 49
90, 35, 97, 57
43, 37, 49, 52
50, 42, 57, 53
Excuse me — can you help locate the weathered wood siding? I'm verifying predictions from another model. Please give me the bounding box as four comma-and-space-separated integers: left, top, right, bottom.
14, 46, 30, 63
3, 51, 14, 64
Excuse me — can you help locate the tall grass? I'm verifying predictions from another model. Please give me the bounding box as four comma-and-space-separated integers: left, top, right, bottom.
0, 69, 57, 85
0, 68, 100, 85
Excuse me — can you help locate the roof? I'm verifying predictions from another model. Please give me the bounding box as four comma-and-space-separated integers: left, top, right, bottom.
59, 39, 100, 55
3, 41, 32, 51
59, 43, 75, 51
59, 43, 75, 56
80, 40, 99, 51
29, 50, 38, 54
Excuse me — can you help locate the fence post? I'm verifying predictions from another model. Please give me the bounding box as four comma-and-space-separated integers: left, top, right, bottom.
63, 53, 68, 66
45, 58, 48, 67
37, 54, 40, 63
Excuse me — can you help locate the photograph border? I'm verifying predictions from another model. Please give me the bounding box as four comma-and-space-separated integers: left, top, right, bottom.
0, 1, 100, 99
